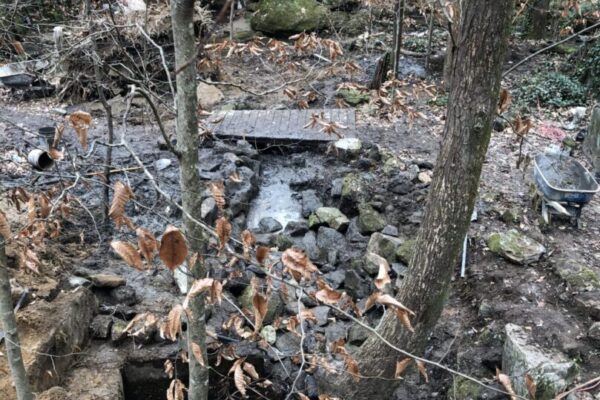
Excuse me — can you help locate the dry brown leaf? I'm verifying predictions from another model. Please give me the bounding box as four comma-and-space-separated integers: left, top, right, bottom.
394, 358, 413, 379
242, 362, 259, 380
184, 278, 223, 308
241, 229, 256, 261
282, 247, 318, 281
0, 210, 11, 240
136, 227, 159, 264
216, 217, 232, 252
191, 342, 205, 367
330, 337, 347, 355
209, 181, 226, 212
525, 373, 536, 399
344, 354, 360, 383
498, 88, 512, 114
252, 292, 268, 333
374, 259, 391, 290
159, 225, 188, 271
109, 181, 135, 216
53, 124, 64, 148
164, 360, 174, 379
395, 308, 415, 333
256, 246, 271, 265
496, 368, 517, 400
68, 111, 92, 149
297, 394, 310, 400
229, 359, 248, 398
165, 304, 184, 341
38, 194, 51, 219
13, 41, 25, 55
375, 293, 415, 315
48, 148, 64, 160
166, 378, 186, 400
415, 360, 428, 383
315, 285, 343, 305
111, 240, 144, 270
27, 196, 36, 223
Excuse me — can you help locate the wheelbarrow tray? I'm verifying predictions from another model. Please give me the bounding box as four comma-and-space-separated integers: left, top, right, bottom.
0, 60, 48, 88
533, 153, 599, 203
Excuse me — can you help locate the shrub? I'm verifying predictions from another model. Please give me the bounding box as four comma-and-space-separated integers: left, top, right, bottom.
514, 72, 586, 108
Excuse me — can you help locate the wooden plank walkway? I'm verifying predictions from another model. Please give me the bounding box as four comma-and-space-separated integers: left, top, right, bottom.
208, 109, 356, 143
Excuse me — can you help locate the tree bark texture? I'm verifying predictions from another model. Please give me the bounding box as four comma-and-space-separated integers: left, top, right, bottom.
528, 0, 550, 39
171, 2, 208, 400
0, 242, 33, 400
318, 1, 515, 398
392, 0, 405, 77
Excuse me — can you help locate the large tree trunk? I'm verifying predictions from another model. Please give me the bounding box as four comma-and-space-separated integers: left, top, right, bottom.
318, 1, 514, 398
0, 242, 33, 400
171, 2, 209, 400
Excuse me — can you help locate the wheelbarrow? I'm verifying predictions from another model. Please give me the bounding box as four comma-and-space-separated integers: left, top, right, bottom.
532, 153, 599, 227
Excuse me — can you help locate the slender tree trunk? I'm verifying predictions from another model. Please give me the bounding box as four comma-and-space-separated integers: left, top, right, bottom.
529, 0, 549, 39
318, 1, 515, 398
392, 0, 405, 77
171, 1, 208, 400
0, 242, 33, 400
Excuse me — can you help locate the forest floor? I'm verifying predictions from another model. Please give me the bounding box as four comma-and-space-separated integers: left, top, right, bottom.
0, 9, 599, 400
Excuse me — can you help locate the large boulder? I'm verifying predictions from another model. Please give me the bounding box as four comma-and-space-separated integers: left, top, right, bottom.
551, 256, 600, 290
196, 82, 224, 110
487, 229, 545, 265
502, 324, 578, 399
583, 106, 600, 175
250, 0, 328, 34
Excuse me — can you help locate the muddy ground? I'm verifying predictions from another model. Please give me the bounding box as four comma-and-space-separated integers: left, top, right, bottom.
1, 11, 599, 400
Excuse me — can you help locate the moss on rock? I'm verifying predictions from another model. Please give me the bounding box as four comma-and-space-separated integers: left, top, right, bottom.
250, 0, 328, 34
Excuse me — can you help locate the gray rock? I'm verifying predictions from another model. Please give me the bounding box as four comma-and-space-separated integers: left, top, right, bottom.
258, 217, 283, 233
487, 229, 546, 265
110, 285, 137, 306
340, 173, 365, 212
388, 172, 414, 195
363, 252, 387, 275
226, 166, 258, 216
334, 138, 362, 159
111, 318, 129, 343
574, 292, 600, 320
324, 323, 347, 343
90, 315, 113, 339
196, 82, 224, 110
201, 197, 217, 225
382, 225, 399, 237
588, 322, 600, 341
301, 190, 323, 218
297, 230, 323, 262
331, 178, 343, 197
357, 204, 386, 234
323, 270, 346, 289
395, 239, 416, 265
251, 0, 327, 34
345, 218, 367, 243
89, 274, 125, 288
348, 324, 369, 345
67, 276, 91, 288
275, 332, 301, 357
284, 220, 309, 237
261, 325, 277, 344
367, 232, 403, 263
344, 269, 369, 299
551, 256, 600, 290
309, 207, 349, 231
583, 106, 600, 175
311, 306, 330, 326
502, 323, 578, 399
316, 227, 346, 252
